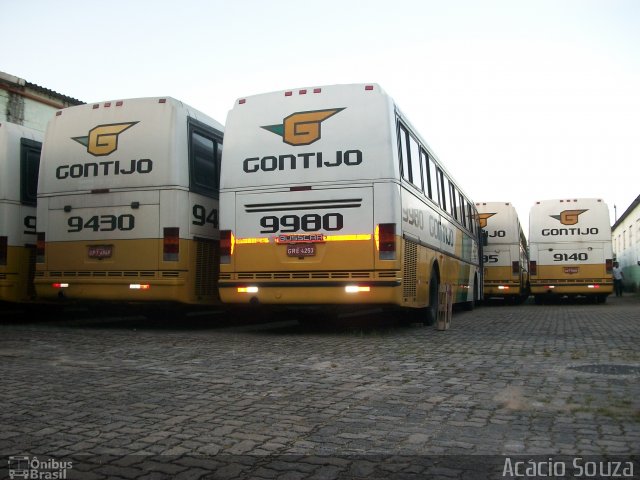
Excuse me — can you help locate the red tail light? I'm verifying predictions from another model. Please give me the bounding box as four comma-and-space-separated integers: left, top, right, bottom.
606, 259, 613, 274
512, 261, 520, 275
220, 230, 234, 264
530, 260, 537, 276
163, 227, 179, 261
36, 232, 45, 263
375, 223, 396, 260
0, 236, 7, 265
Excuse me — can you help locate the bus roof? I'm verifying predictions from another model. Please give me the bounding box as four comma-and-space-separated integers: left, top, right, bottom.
223, 83, 472, 201
38, 97, 222, 196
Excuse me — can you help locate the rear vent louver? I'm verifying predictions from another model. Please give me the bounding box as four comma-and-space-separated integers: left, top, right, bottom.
195, 238, 219, 297
403, 240, 418, 298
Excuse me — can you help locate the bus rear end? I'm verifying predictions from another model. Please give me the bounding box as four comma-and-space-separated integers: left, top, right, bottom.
219, 84, 402, 305
529, 198, 613, 303
477, 202, 529, 302
0, 123, 41, 303
35, 98, 223, 305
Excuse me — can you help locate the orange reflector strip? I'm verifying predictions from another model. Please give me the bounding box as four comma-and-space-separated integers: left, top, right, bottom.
236, 237, 270, 245
324, 234, 372, 242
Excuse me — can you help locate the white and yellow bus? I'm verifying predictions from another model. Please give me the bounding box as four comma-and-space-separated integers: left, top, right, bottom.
476, 202, 529, 303
35, 97, 224, 305
0, 122, 42, 303
529, 198, 613, 303
219, 83, 481, 322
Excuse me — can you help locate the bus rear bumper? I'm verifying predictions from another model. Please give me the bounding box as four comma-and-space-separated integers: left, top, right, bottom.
219, 281, 401, 305
34, 278, 218, 305
530, 282, 613, 296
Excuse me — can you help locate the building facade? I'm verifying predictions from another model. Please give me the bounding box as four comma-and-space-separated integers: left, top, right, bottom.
0, 71, 83, 132
612, 195, 640, 292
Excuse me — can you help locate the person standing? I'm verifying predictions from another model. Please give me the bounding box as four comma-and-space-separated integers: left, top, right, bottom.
612, 262, 625, 297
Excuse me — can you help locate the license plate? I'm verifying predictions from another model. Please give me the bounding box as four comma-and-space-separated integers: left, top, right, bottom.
88, 245, 113, 259
286, 244, 316, 257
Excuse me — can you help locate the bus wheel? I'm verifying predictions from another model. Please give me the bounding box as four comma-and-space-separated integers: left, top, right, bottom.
426, 271, 439, 325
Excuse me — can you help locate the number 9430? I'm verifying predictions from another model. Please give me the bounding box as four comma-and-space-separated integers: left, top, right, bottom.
67, 214, 135, 232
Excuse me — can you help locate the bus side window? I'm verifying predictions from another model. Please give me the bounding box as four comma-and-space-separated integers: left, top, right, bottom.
20, 138, 42, 206
459, 193, 467, 228
428, 156, 438, 203
398, 124, 410, 183
467, 203, 476, 234
436, 168, 447, 212
421, 148, 431, 199
409, 135, 422, 191
189, 120, 221, 196
448, 179, 458, 220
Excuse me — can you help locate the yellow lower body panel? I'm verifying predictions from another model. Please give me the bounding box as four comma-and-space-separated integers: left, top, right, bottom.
531, 264, 613, 296
530, 283, 613, 295
0, 246, 36, 303
35, 238, 220, 305
219, 280, 400, 305
484, 284, 524, 296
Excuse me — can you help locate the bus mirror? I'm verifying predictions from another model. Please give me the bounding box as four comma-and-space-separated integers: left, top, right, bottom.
482, 230, 488, 247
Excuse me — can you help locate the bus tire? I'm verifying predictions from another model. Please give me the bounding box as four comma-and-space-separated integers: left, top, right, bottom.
426, 270, 439, 326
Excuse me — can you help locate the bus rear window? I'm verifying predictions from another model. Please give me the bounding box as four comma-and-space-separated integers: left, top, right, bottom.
20, 138, 42, 206
189, 120, 221, 196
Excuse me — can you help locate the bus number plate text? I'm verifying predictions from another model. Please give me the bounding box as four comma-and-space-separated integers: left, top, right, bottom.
88, 245, 113, 259
286, 244, 316, 257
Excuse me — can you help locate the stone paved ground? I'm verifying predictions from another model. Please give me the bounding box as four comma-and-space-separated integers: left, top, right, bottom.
1, 295, 638, 479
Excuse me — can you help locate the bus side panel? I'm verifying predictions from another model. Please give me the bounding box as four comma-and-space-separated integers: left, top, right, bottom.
400, 187, 478, 306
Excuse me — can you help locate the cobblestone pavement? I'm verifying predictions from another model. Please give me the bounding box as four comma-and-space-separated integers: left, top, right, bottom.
1, 295, 639, 479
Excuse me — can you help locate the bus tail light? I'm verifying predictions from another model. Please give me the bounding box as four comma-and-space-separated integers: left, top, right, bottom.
0, 236, 7, 265
237, 286, 258, 293
345, 285, 370, 293
130, 284, 151, 290
220, 230, 235, 264
375, 223, 396, 260
52, 283, 69, 289
606, 259, 613, 274
163, 227, 179, 261
36, 232, 45, 263
512, 261, 520, 275
530, 261, 537, 276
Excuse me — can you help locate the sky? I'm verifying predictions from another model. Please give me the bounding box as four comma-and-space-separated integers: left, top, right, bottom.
3, 0, 639, 234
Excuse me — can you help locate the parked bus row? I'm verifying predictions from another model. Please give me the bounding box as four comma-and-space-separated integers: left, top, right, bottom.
0, 83, 614, 316
477, 199, 614, 304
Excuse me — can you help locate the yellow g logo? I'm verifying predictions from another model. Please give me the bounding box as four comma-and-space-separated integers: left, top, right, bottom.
72, 122, 138, 157
262, 109, 344, 146
478, 212, 496, 229
550, 209, 588, 225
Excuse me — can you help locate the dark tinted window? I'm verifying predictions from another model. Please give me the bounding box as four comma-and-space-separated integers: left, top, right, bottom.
21, 138, 42, 206
189, 119, 222, 196
409, 135, 422, 190
398, 124, 410, 182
